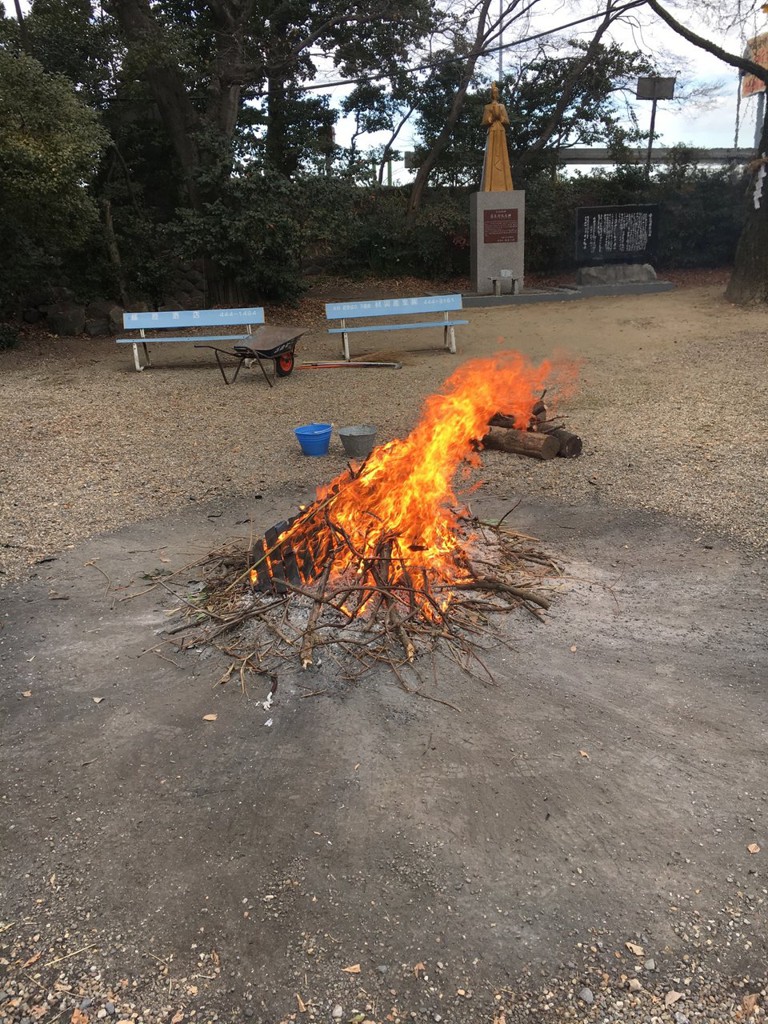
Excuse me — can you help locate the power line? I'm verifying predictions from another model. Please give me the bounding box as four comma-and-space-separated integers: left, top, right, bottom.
301, 4, 641, 92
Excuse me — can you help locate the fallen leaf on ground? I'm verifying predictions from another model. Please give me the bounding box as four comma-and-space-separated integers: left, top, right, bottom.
747, 842, 760, 854
625, 941, 644, 956
92, 697, 104, 704
296, 993, 307, 1012
665, 991, 683, 1007
413, 962, 425, 977
70, 1010, 89, 1024
171, 1012, 184, 1024
579, 750, 590, 760
342, 964, 361, 974
202, 713, 218, 722
742, 994, 760, 1013
22, 691, 32, 698
23, 951, 41, 967
218, 664, 236, 685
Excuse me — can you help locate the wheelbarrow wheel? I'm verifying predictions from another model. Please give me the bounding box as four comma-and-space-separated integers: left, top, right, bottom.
275, 351, 295, 377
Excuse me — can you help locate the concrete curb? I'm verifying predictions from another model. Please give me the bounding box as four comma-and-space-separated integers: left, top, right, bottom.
462, 280, 675, 307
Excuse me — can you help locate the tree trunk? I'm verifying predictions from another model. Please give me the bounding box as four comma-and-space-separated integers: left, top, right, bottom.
265, 74, 298, 176
513, 7, 615, 181
640, 0, 768, 305
101, 199, 130, 308
725, 109, 768, 305
108, 0, 204, 205
13, 0, 30, 51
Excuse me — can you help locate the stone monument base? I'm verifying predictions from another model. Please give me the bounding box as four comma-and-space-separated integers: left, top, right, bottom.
470, 191, 525, 295
576, 263, 657, 286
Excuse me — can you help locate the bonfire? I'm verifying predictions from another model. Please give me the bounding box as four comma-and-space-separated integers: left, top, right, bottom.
169, 352, 572, 693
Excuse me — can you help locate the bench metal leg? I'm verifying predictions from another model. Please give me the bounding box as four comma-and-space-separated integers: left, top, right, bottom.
444, 324, 456, 354
339, 320, 351, 361
130, 341, 152, 371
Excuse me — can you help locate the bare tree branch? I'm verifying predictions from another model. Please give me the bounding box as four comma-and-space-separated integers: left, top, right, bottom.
643, 0, 768, 83
515, 0, 645, 175
378, 102, 417, 184
406, 0, 495, 220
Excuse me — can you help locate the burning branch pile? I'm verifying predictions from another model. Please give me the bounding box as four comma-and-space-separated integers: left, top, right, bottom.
168, 353, 576, 690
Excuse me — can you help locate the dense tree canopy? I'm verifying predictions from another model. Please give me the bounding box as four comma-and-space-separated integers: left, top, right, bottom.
0, 0, 763, 307
0, 47, 108, 304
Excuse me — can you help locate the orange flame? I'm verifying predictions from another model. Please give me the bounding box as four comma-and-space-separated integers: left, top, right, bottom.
253, 352, 566, 613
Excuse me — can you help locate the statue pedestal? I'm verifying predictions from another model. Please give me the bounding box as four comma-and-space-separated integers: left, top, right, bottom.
470, 191, 525, 295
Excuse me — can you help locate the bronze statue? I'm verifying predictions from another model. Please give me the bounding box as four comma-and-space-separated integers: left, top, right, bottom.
481, 83, 514, 191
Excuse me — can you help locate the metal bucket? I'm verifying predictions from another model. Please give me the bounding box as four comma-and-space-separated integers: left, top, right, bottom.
338, 424, 377, 460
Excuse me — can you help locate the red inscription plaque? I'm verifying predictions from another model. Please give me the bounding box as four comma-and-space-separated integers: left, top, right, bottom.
483, 208, 518, 244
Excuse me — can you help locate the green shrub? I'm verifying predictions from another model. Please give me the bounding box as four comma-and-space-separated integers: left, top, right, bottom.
0, 322, 20, 349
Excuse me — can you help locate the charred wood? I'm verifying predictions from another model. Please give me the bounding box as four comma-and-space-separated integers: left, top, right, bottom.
538, 426, 583, 458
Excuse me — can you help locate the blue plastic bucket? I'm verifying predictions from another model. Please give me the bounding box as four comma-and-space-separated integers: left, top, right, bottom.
294, 422, 332, 456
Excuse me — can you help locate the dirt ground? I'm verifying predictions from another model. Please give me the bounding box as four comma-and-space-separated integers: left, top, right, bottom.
1, 273, 767, 1024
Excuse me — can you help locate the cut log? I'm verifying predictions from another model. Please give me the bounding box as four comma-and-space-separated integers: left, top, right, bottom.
487, 409, 583, 458
537, 425, 583, 458
482, 427, 560, 460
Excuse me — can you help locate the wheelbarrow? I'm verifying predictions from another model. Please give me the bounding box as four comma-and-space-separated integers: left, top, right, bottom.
196, 325, 306, 386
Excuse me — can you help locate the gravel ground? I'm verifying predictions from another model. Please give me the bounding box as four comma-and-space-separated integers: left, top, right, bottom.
2, 272, 767, 1022
0, 924, 765, 1024
1, 272, 766, 585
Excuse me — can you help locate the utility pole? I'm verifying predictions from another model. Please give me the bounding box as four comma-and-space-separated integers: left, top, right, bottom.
498, 0, 503, 83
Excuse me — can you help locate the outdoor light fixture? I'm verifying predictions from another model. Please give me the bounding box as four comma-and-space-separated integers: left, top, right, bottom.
636, 75, 677, 176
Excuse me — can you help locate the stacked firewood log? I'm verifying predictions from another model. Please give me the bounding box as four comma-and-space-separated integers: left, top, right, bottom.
483, 398, 582, 460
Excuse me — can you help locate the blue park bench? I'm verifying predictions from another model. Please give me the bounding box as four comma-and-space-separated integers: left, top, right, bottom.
324, 294, 468, 362
116, 307, 305, 385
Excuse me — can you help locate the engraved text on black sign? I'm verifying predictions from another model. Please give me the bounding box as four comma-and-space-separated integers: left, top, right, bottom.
576, 204, 659, 263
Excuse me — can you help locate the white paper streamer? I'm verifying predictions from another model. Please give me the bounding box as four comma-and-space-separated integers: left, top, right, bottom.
754, 154, 766, 209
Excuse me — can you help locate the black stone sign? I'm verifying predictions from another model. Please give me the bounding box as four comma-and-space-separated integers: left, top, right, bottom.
576, 204, 659, 264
